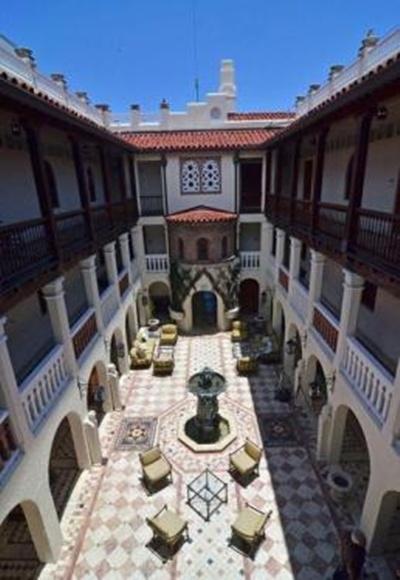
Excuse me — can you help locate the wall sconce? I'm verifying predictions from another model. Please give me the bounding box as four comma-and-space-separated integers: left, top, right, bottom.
10, 121, 21, 137
376, 105, 388, 121
77, 378, 88, 400
117, 342, 125, 358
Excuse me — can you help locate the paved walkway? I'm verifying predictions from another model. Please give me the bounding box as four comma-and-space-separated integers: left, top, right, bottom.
41, 333, 392, 579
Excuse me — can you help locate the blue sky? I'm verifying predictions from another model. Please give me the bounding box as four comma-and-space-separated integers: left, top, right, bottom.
1, 1, 399, 114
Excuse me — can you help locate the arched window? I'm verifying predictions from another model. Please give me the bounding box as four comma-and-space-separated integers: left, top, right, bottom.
221, 236, 228, 259
44, 160, 59, 208
344, 154, 354, 200
178, 238, 184, 260
197, 237, 209, 261
87, 166, 96, 202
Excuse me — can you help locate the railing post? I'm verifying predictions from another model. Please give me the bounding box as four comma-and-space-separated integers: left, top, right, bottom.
311, 127, 329, 235
80, 255, 104, 335
42, 277, 77, 377
0, 318, 32, 447
343, 109, 374, 252
334, 270, 364, 368
307, 249, 326, 326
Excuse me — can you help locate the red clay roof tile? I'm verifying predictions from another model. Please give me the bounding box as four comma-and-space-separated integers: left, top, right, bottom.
166, 205, 237, 224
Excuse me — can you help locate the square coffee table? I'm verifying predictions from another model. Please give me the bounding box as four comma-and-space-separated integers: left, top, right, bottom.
187, 468, 228, 521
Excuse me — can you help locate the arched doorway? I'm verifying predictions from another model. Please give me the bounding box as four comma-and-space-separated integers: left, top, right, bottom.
192, 291, 217, 331
303, 355, 328, 416
148, 281, 170, 322
48, 417, 82, 518
372, 491, 400, 556
239, 279, 259, 315
335, 408, 371, 523
0, 503, 43, 577
87, 362, 108, 423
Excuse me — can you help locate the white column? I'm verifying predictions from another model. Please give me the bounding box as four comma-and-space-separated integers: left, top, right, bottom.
334, 269, 364, 368
132, 225, 146, 274
288, 236, 302, 298
80, 255, 104, 335
24, 484, 63, 562
119, 232, 132, 283
42, 277, 77, 377
104, 241, 119, 285
306, 250, 326, 326
0, 317, 32, 447
276, 228, 285, 267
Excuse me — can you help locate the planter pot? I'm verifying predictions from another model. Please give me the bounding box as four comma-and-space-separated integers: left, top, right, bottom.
327, 467, 353, 502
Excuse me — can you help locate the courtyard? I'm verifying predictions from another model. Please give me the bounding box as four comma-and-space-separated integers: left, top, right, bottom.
31, 333, 393, 579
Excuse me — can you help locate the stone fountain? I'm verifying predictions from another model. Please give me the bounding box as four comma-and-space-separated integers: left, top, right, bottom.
178, 367, 237, 452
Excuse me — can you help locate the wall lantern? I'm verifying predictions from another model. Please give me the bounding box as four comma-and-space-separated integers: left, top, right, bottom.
285, 338, 297, 356
376, 105, 388, 121
10, 121, 21, 137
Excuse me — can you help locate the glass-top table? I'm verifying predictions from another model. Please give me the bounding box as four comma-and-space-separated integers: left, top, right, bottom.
187, 468, 228, 521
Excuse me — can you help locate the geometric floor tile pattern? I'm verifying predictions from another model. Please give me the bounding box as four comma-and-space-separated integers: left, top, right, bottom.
39, 332, 394, 579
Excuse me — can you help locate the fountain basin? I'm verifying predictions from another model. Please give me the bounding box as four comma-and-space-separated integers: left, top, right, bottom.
178, 409, 237, 453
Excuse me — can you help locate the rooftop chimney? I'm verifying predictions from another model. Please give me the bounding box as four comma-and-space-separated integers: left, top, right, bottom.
130, 104, 141, 128
308, 84, 321, 95
50, 73, 67, 90
328, 65, 344, 81
76, 91, 90, 104
358, 29, 379, 58
95, 104, 111, 127
160, 98, 169, 110
219, 59, 236, 99
160, 99, 169, 127
15, 47, 36, 68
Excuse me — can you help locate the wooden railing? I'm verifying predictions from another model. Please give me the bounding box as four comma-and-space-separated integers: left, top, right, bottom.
0, 217, 55, 292
56, 210, 91, 259
353, 208, 400, 267
140, 195, 164, 216
316, 202, 347, 249
313, 303, 339, 352
111, 201, 128, 233
293, 199, 312, 233
71, 309, 97, 360
92, 205, 113, 243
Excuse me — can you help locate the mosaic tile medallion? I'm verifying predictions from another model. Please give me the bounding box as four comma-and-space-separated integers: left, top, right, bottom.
114, 417, 157, 451
258, 413, 299, 447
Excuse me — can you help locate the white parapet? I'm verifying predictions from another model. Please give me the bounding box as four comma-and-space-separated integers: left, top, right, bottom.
240, 251, 261, 270
145, 254, 169, 273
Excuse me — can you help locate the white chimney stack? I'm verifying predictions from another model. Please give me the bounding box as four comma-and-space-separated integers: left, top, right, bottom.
219, 59, 236, 98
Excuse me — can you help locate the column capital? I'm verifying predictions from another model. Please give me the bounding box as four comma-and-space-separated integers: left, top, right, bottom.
80, 254, 97, 271
290, 236, 302, 249
42, 276, 65, 299
104, 241, 116, 253
276, 228, 286, 239
343, 269, 364, 289
310, 249, 325, 264
119, 232, 129, 243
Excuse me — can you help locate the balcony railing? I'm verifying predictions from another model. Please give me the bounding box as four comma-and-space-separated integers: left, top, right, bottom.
341, 336, 394, 426
240, 251, 260, 269
71, 309, 97, 360
19, 344, 69, 432
0, 217, 56, 293
145, 254, 169, 273
312, 302, 339, 353
290, 278, 309, 321
0, 410, 19, 485
140, 196, 164, 216
265, 195, 400, 281
56, 210, 91, 260
101, 285, 119, 327
92, 205, 113, 243
118, 270, 130, 298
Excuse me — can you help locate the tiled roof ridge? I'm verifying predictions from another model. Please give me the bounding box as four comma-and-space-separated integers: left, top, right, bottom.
166, 205, 237, 224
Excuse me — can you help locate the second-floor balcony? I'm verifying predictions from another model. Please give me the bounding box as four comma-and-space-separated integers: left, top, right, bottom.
0, 200, 138, 303
240, 251, 260, 270
145, 254, 169, 273
265, 194, 400, 282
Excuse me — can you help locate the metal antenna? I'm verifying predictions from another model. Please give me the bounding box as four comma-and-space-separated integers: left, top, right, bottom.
192, 0, 200, 101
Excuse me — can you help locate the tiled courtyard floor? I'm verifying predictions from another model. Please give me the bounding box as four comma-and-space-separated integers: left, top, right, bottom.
41, 333, 394, 579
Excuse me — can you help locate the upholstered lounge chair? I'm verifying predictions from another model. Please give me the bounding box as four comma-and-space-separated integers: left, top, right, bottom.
231, 320, 248, 343
230, 503, 272, 558
160, 324, 178, 346
146, 505, 189, 561
139, 446, 172, 491
236, 356, 258, 374
229, 438, 262, 479
130, 336, 156, 369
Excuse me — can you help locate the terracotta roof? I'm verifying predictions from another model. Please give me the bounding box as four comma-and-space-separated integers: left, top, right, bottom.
166, 205, 237, 224
228, 111, 296, 120
120, 128, 277, 152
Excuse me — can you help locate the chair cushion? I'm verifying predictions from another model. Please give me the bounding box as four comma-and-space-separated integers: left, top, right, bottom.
151, 509, 186, 540
245, 440, 262, 462
162, 324, 176, 334
140, 447, 161, 466
143, 456, 171, 484
232, 507, 268, 541
230, 449, 256, 475
232, 320, 241, 330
